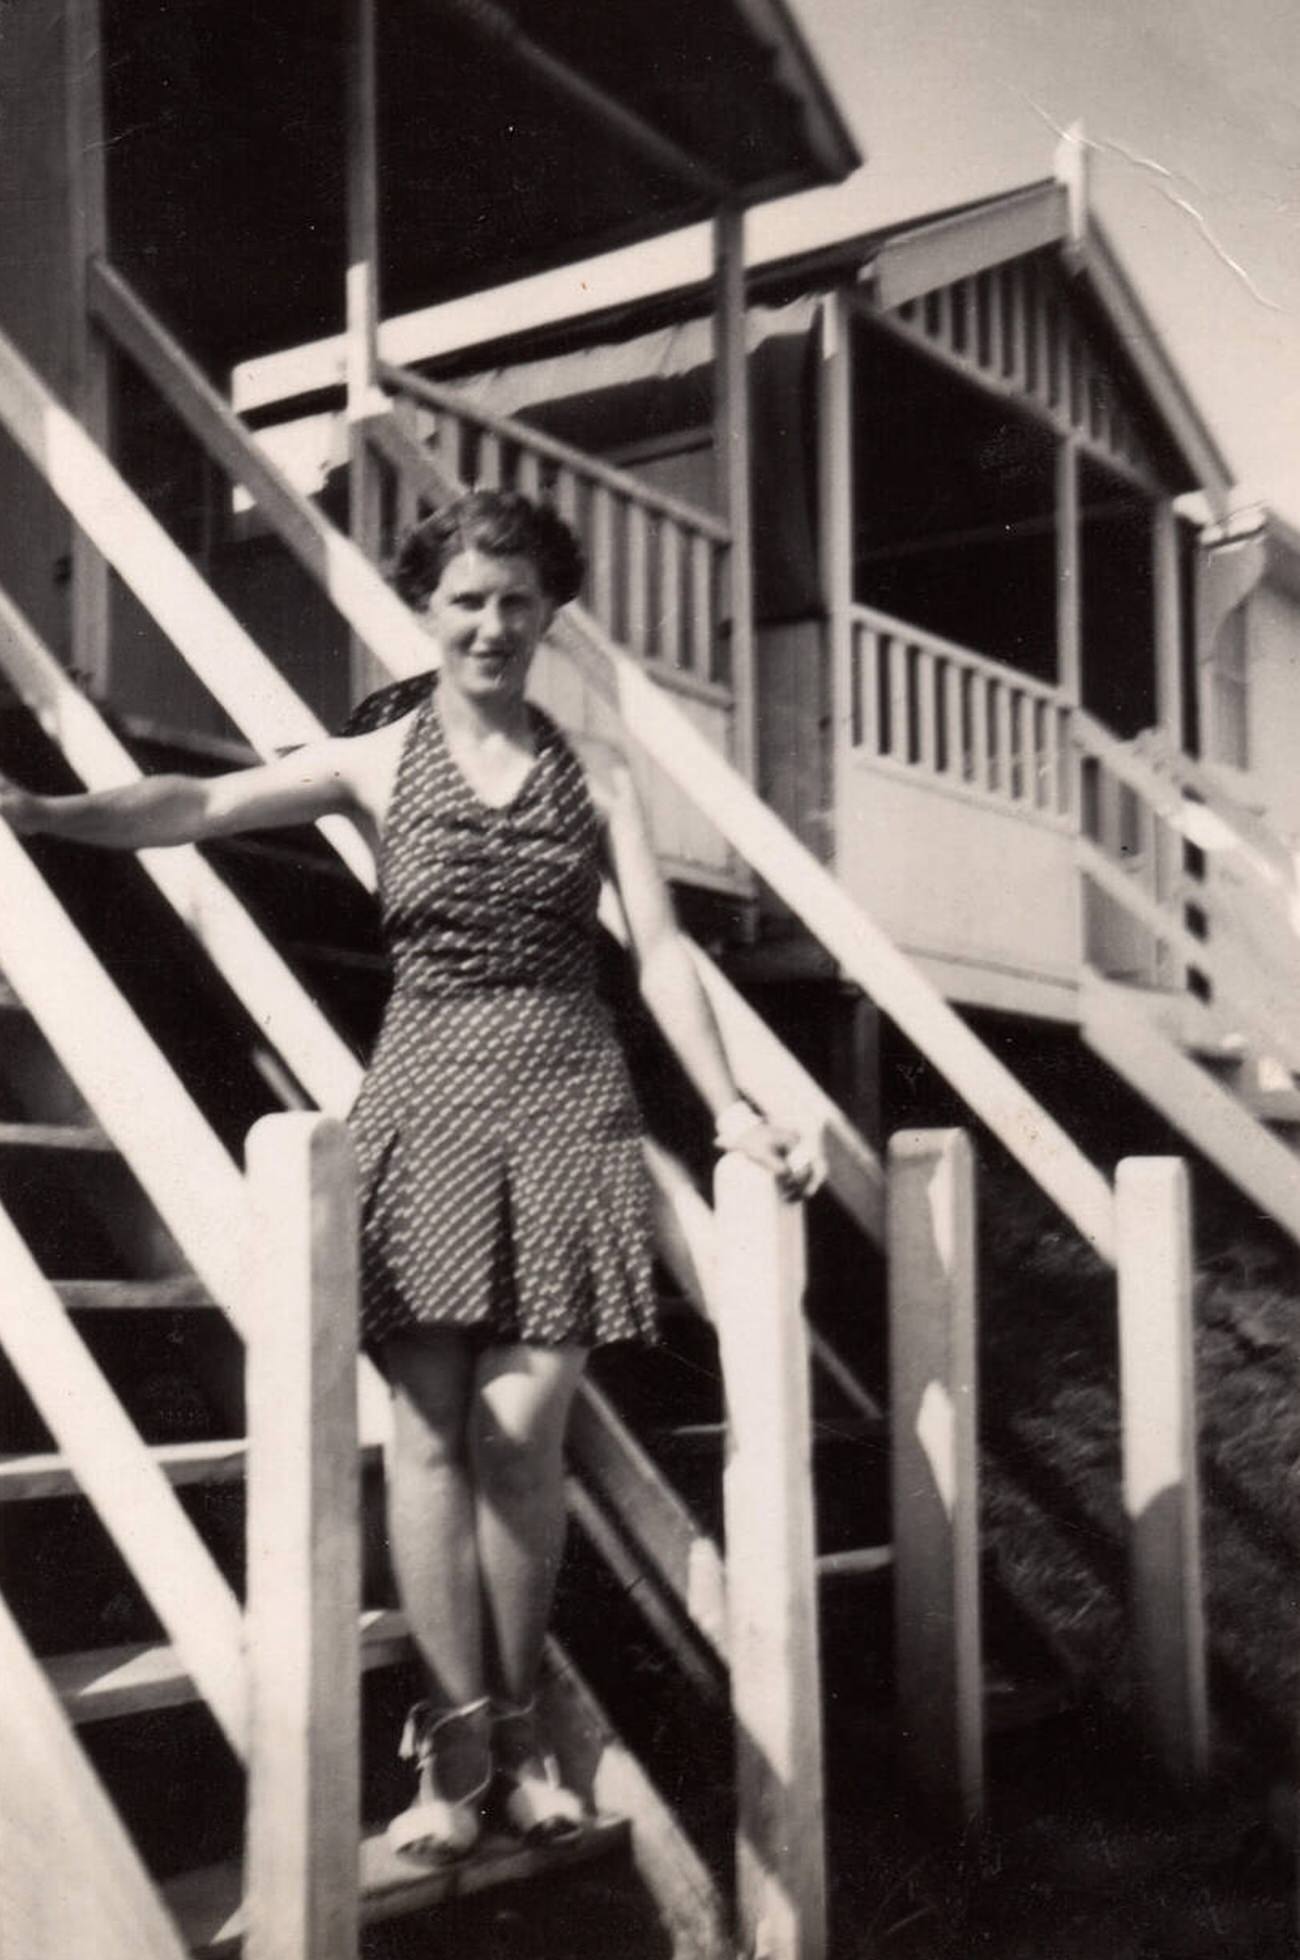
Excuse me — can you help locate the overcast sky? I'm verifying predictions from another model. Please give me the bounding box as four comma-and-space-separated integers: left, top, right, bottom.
758, 0, 1300, 527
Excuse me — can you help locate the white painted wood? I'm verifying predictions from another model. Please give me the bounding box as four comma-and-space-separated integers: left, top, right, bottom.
689, 530, 714, 679
540, 1642, 733, 1960
1056, 439, 1082, 704
888, 1128, 984, 1825
245, 1115, 361, 1960
887, 638, 909, 762
0, 1589, 191, 1960
553, 602, 1118, 1261
820, 290, 856, 841
0, 586, 362, 1111
916, 646, 938, 769
713, 206, 757, 783
345, 0, 385, 702
625, 500, 650, 658
1153, 499, 1183, 746
568, 1379, 728, 1662
659, 518, 683, 669
0, 314, 373, 885
1082, 972, 1300, 1247
714, 1154, 825, 1960
590, 483, 616, 634
1115, 1158, 1209, 1785
0, 1198, 246, 1753
0, 826, 251, 1314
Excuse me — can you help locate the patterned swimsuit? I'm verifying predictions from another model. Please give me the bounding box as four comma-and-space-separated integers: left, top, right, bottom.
347, 681, 657, 1350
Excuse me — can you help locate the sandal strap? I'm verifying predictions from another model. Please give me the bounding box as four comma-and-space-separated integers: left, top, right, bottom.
399, 1695, 491, 1762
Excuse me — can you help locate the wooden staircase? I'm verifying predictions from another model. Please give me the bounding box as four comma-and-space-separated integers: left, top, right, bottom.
0, 273, 1227, 1959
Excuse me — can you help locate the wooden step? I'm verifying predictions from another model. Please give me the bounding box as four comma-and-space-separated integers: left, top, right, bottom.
0, 1120, 114, 1154
0, 1437, 385, 1503
163, 1815, 631, 1956
47, 1608, 412, 1726
52, 1276, 216, 1311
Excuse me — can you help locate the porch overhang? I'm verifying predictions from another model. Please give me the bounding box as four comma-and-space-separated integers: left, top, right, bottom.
102, 0, 860, 375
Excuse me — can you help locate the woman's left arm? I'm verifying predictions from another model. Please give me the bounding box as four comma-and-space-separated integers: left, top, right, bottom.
600, 760, 814, 1201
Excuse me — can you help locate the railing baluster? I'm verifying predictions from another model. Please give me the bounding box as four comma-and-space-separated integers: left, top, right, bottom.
997, 684, 1015, 799
689, 531, 714, 680
660, 519, 683, 669
853, 622, 876, 754
916, 646, 938, 772
943, 659, 963, 778
625, 500, 650, 661
590, 485, 616, 637
555, 463, 580, 531
985, 269, 1003, 381
516, 446, 545, 502
888, 639, 910, 763
970, 671, 991, 791
477, 431, 503, 488
715, 1155, 826, 1960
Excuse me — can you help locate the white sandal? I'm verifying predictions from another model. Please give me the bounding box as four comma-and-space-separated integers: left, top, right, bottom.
387, 1697, 492, 1863
491, 1698, 585, 1844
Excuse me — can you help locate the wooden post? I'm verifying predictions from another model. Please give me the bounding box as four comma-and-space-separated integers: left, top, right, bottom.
1055, 438, 1081, 708
245, 1114, 362, 1960
819, 290, 855, 877
714, 1154, 826, 1960
346, 0, 386, 702
1152, 500, 1183, 749
888, 1129, 984, 1828
1115, 1157, 1209, 1786
713, 206, 757, 787
65, 0, 110, 692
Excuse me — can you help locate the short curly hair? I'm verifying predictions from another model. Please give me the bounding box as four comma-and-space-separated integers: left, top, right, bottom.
391, 489, 585, 610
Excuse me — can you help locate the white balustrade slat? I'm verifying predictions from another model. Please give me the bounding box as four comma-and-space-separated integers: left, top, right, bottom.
555, 464, 580, 530
625, 502, 650, 660
853, 625, 878, 754
943, 660, 963, 778
986, 270, 1003, 381
997, 685, 1016, 799
590, 486, 616, 636
689, 533, 714, 681
660, 521, 683, 669
477, 432, 503, 489
933, 284, 953, 352
970, 672, 991, 792
515, 447, 545, 502
916, 647, 938, 771
1004, 264, 1023, 387
887, 640, 910, 763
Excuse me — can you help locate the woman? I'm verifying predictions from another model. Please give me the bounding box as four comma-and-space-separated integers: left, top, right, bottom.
0, 490, 813, 1861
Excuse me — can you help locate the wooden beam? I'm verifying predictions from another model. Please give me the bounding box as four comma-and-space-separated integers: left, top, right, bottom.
245, 1115, 361, 1960
1114, 1157, 1209, 1786
714, 1154, 826, 1960
713, 207, 757, 785
819, 289, 856, 884
64, 0, 110, 693
888, 1128, 984, 1828
431, 0, 726, 200
1153, 499, 1183, 747
346, 0, 386, 702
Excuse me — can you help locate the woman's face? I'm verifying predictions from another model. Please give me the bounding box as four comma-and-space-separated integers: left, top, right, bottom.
421, 547, 553, 707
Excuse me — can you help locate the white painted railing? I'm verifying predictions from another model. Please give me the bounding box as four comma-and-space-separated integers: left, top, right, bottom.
849, 603, 1073, 824
380, 362, 734, 691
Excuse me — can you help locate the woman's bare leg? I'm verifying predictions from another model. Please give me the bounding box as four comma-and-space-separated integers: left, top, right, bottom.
471, 1342, 588, 1706
382, 1328, 488, 1797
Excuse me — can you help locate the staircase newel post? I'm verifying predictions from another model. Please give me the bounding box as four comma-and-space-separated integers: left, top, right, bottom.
887, 1127, 984, 1829
714, 1153, 826, 1960
245, 1114, 362, 1960
1115, 1156, 1209, 1786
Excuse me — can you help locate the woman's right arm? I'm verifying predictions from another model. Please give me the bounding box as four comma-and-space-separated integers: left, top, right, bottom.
0, 737, 369, 851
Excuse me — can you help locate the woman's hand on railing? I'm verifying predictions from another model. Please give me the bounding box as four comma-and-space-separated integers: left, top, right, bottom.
715, 1099, 822, 1202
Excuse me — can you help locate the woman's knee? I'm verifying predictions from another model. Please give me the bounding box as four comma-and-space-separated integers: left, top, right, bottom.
472, 1344, 585, 1502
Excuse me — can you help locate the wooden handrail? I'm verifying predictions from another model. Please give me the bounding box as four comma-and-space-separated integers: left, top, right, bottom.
0, 318, 371, 888
0, 826, 251, 1317
851, 601, 1067, 712
0, 586, 362, 1112
381, 360, 732, 544
554, 603, 1118, 1263
0, 1196, 246, 1754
